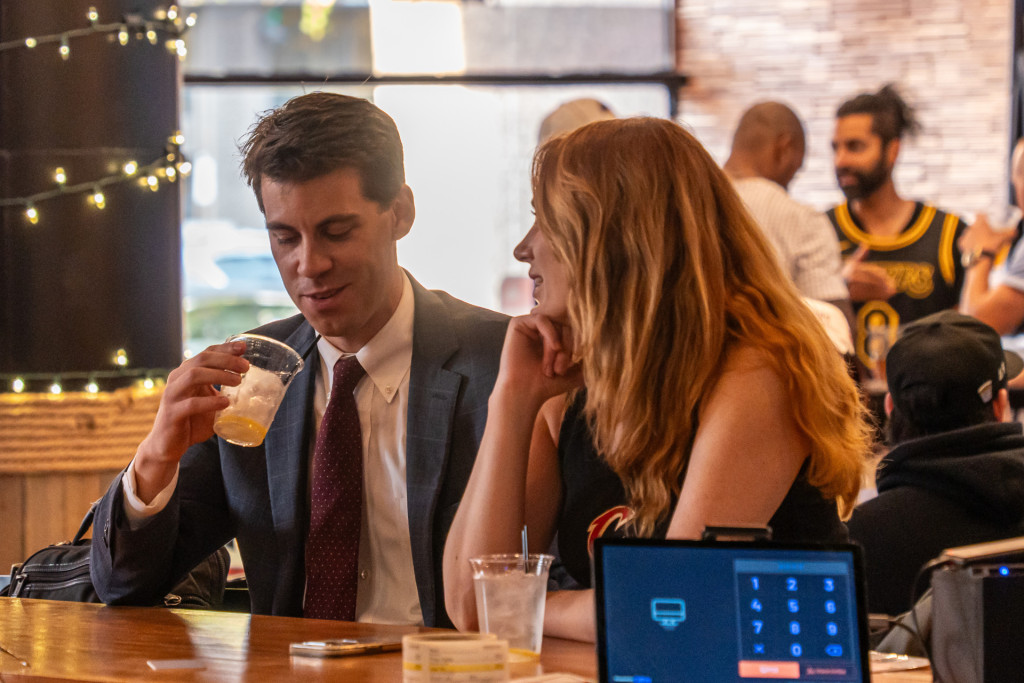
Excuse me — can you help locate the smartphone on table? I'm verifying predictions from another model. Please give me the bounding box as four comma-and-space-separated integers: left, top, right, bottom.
289, 637, 402, 658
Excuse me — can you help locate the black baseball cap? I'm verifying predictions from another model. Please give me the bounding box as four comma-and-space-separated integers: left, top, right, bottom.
887, 311, 1024, 421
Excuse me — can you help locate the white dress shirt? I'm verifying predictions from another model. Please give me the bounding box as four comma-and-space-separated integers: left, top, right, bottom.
732, 177, 849, 302
123, 272, 421, 624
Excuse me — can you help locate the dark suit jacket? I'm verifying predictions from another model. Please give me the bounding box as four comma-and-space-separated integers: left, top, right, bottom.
90, 277, 508, 627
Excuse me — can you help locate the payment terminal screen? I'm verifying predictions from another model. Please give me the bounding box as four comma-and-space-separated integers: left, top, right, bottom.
595, 541, 867, 682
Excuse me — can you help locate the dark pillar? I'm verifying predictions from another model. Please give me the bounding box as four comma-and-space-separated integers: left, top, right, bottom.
0, 0, 182, 388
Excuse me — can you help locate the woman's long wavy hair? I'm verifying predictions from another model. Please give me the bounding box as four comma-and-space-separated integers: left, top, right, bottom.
532, 117, 871, 536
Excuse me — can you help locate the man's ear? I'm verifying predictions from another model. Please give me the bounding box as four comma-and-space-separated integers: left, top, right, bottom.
390, 184, 415, 240
884, 138, 900, 168
884, 392, 894, 417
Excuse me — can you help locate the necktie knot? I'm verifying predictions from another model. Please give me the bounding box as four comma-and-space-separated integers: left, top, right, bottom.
332, 356, 365, 396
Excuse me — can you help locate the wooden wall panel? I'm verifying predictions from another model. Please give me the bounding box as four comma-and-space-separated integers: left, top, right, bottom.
2, 470, 125, 571
0, 476, 25, 572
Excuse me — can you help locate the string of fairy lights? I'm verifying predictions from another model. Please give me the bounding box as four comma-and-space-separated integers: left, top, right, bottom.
0, 5, 196, 226
1, 357, 170, 396
0, 5, 196, 395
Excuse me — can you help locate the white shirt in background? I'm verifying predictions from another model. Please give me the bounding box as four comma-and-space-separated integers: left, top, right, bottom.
732, 177, 849, 302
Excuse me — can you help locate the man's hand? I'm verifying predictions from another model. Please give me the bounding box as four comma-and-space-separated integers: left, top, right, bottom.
842, 244, 897, 302
959, 213, 1014, 257
133, 341, 249, 503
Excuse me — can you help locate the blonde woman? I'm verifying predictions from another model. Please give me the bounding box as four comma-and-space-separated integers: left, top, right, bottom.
443, 117, 871, 642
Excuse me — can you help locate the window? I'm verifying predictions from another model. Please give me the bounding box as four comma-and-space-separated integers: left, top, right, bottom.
180, 0, 679, 355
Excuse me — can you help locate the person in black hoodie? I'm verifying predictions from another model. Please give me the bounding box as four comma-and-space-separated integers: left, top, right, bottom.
847, 310, 1024, 615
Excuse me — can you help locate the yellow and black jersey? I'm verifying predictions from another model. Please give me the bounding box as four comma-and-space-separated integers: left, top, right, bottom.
828, 201, 966, 372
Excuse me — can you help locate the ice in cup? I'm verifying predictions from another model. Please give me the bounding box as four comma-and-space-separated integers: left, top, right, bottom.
212, 333, 304, 447
469, 553, 553, 655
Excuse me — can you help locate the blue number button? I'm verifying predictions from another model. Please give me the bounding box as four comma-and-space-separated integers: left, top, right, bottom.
826, 644, 843, 657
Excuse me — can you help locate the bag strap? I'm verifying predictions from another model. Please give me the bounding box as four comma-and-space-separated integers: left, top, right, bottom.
71, 502, 98, 544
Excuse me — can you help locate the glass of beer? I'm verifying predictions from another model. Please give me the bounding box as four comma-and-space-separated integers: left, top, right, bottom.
213, 334, 304, 447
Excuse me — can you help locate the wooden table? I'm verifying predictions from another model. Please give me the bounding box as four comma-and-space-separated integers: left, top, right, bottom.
0, 598, 932, 681
0, 598, 594, 681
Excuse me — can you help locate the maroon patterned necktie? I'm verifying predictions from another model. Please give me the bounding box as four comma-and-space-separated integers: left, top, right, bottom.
304, 355, 365, 620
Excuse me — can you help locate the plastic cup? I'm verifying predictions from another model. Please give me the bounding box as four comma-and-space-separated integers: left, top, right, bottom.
212, 333, 304, 447
469, 553, 553, 656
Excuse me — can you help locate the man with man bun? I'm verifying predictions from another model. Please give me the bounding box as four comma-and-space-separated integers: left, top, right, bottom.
828, 85, 967, 379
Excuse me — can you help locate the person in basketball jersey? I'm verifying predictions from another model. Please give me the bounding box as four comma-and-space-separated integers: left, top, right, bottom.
828, 84, 967, 380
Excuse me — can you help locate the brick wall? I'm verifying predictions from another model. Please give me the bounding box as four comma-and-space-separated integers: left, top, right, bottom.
676, 0, 1015, 219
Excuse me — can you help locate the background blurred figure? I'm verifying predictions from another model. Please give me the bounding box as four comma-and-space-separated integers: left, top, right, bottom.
537, 98, 616, 143
828, 84, 967, 382
724, 101, 850, 314
959, 138, 1024, 357
847, 311, 1024, 616
501, 97, 620, 316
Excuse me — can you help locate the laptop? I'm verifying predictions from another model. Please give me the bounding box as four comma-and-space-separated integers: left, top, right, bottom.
594, 538, 871, 682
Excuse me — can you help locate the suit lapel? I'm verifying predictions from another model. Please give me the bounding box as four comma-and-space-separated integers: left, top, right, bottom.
265, 323, 318, 537
406, 277, 463, 627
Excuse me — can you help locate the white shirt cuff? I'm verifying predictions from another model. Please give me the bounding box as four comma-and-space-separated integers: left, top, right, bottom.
122, 457, 179, 530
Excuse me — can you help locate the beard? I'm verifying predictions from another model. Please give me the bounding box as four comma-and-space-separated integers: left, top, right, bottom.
836, 156, 891, 201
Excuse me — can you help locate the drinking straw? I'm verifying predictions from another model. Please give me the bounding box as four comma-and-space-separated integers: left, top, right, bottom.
521, 525, 529, 573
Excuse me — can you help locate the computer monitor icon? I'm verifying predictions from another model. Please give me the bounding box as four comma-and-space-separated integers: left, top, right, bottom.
651, 598, 686, 629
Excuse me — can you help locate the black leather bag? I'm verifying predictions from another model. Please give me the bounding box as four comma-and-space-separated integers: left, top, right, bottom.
2, 505, 231, 609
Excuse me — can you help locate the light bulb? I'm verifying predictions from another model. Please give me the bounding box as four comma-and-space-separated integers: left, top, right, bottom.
87, 7, 99, 22
59, 35, 70, 60
165, 166, 177, 181
86, 381, 99, 394
25, 37, 37, 48
175, 41, 187, 58
12, 378, 25, 393
146, 29, 158, 44
115, 349, 129, 366
54, 167, 67, 185
171, 131, 185, 145
50, 380, 62, 395
178, 161, 192, 176
25, 205, 39, 224
118, 26, 129, 45
90, 188, 106, 209
143, 377, 155, 390
146, 175, 159, 191
123, 160, 138, 175
186, 13, 197, 27
167, 5, 179, 20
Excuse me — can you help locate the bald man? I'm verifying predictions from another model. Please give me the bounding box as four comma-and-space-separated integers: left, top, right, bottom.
724, 102, 850, 307
959, 139, 1024, 340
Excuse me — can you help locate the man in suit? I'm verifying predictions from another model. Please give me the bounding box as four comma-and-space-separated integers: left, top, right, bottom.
90, 93, 509, 628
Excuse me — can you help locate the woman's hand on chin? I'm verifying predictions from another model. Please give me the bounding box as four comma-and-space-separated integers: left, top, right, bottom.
494, 313, 583, 407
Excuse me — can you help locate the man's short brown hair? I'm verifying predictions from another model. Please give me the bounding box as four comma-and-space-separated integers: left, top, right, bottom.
240, 92, 405, 211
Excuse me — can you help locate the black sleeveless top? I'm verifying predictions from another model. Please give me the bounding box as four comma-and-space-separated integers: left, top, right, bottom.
556, 394, 849, 587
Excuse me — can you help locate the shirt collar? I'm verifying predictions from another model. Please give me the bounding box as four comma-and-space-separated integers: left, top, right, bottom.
316, 272, 414, 404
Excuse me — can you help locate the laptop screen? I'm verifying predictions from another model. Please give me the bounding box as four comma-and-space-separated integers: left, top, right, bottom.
594, 539, 870, 682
